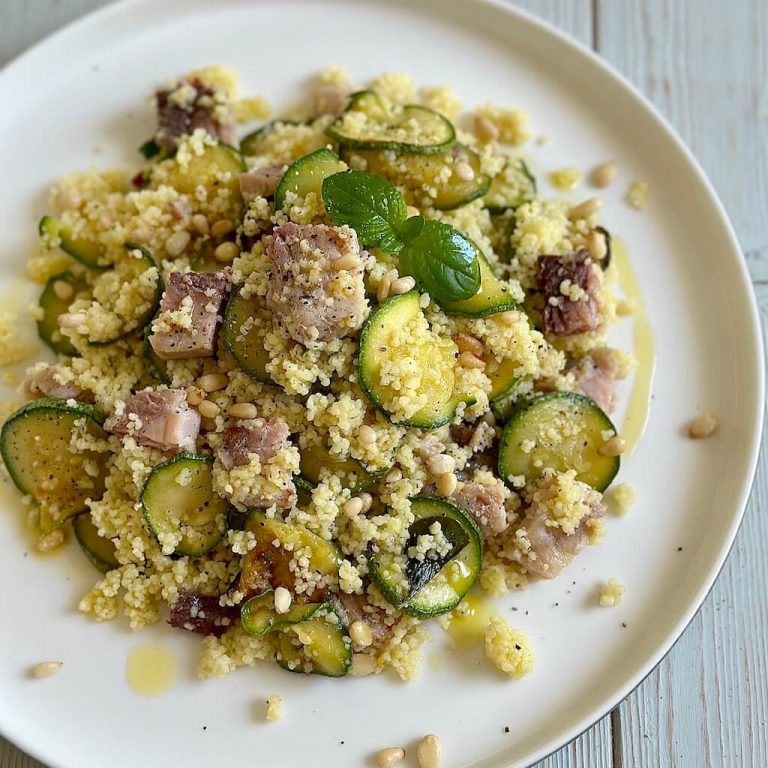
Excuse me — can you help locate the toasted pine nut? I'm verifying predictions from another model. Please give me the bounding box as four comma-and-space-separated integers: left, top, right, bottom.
568, 197, 603, 220
31, 661, 63, 679
428, 454, 456, 476
455, 161, 475, 181
36, 528, 66, 553
436, 472, 457, 497
274, 586, 292, 614
52, 280, 74, 301
350, 653, 376, 677
590, 160, 617, 188
386, 467, 402, 483
349, 620, 373, 648
689, 413, 719, 439
416, 734, 441, 768
377, 276, 392, 302
130, 226, 151, 243
197, 372, 229, 393
165, 230, 191, 257
389, 276, 416, 295
333, 252, 361, 271
344, 497, 364, 517
357, 424, 377, 445
197, 400, 220, 419
455, 333, 483, 356
214, 241, 239, 262
211, 219, 235, 239
586, 229, 608, 262
482, 411, 497, 427
186, 387, 204, 406
229, 402, 258, 419
376, 747, 406, 768
458, 351, 486, 369
191, 213, 210, 236
474, 115, 499, 143
406, 205, 420, 218
360, 492, 373, 513
597, 436, 627, 457
58, 311, 86, 329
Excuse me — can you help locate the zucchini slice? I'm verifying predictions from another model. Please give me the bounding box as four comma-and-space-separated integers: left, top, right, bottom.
369, 496, 483, 618
143, 325, 170, 385
88, 245, 163, 346
327, 91, 455, 154
240, 120, 299, 157
345, 144, 490, 210
358, 291, 465, 429
274, 148, 347, 210
484, 158, 537, 213
37, 271, 89, 356
488, 357, 521, 421
240, 512, 342, 599
221, 288, 272, 384
141, 453, 229, 557
0, 399, 108, 533
241, 591, 324, 635
276, 609, 352, 677
441, 250, 518, 317
73, 513, 118, 573
299, 441, 383, 494
498, 392, 619, 491
156, 142, 246, 195
39, 215, 108, 270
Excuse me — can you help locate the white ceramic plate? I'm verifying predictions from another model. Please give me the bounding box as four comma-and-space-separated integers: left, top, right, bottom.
0, 1, 762, 766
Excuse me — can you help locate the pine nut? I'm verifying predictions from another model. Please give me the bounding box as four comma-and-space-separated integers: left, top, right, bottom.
586, 229, 608, 262
165, 230, 191, 257
482, 411, 497, 427
568, 197, 603, 220
406, 205, 420, 218
274, 586, 292, 614
597, 436, 627, 457
689, 413, 719, 439
360, 492, 373, 513
455, 333, 483, 356
357, 425, 377, 445
333, 252, 361, 271
197, 400, 220, 419
455, 161, 475, 181
344, 497, 364, 516
31, 661, 63, 679
191, 213, 210, 236
376, 747, 406, 768
214, 241, 239, 262
458, 351, 486, 369
58, 311, 86, 329
436, 472, 457, 497
211, 219, 235, 239
498, 310, 518, 326
52, 280, 74, 301
386, 467, 402, 483
130, 226, 151, 243
186, 387, 204, 406
590, 160, 617, 188
229, 402, 258, 419
416, 734, 441, 768
36, 528, 66, 553
474, 115, 499, 143
389, 276, 416, 295
377, 276, 392, 302
197, 373, 229, 393
349, 620, 373, 648
350, 653, 376, 677
428, 454, 456, 475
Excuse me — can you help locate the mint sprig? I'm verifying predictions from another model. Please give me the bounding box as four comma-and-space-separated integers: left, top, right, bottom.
321, 170, 480, 303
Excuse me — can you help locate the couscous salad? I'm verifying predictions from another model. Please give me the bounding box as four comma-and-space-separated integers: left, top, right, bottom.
0, 67, 636, 681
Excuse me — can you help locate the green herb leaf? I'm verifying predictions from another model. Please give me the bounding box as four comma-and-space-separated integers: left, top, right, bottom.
322, 170, 407, 253
405, 515, 469, 595
139, 138, 161, 160
398, 217, 480, 303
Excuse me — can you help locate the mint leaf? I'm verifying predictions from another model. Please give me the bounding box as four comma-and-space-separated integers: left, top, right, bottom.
322, 170, 407, 253
399, 217, 480, 303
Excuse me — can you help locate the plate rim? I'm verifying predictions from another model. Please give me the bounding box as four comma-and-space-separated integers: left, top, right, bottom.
0, 1, 763, 766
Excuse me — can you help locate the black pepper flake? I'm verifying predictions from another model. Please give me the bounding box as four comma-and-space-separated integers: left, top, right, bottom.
504, 726, 510, 733
621, 622, 627, 628
514, 644, 521, 650
677, 547, 683, 552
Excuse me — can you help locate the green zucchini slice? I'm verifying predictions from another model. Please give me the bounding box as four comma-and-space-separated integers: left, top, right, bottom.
141, 453, 229, 557
241, 591, 324, 635
346, 144, 490, 210
240, 512, 342, 599
299, 441, 383, 494
276, 609, 352, 677
156, 141, 246, 195
484, 158, 537, 213
369, 496, 483, 618
488, 357, 521, 421
73, 513, 118, 573
498, 392, 619, 491
327, 91, 455, 154
240, 120, 299, 157
358, 291, 465, 429
221, 289, 272, 384
39, 216, 108, 270
441, 250, 518, 317
0, 399, 108, 533
37, 271, 89, 356
274, 148, 347, 209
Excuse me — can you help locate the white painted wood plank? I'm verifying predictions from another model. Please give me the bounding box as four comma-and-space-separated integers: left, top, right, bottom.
597, 2, 768, 767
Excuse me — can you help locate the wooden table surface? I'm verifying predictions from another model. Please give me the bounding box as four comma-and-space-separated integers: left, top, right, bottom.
1, 1, 765, 766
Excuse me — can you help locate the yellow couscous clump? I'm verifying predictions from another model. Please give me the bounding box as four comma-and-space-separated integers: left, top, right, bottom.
484, 615, 535, 678
599, 578, 626, 607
